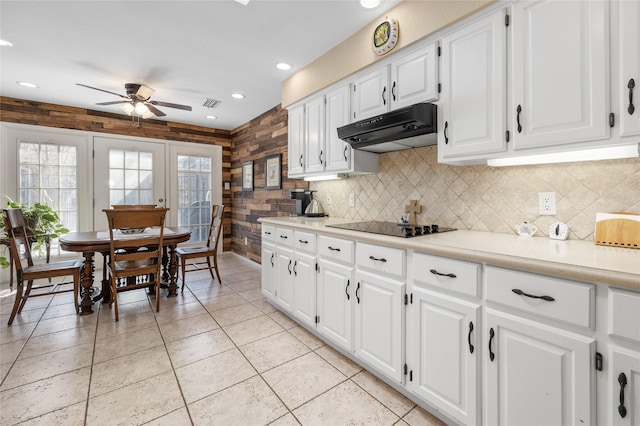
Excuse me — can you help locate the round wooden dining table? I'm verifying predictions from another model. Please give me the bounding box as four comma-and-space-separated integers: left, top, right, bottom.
60, 227, 191, 315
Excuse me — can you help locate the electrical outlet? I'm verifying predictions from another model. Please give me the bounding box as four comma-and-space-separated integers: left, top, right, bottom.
244, 237, 248, 245
348, 192, 355, 207
326, 193, 332, 205
538, 192, 557, 215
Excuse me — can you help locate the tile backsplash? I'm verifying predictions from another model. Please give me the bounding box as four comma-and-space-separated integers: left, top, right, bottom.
311, 145, 640, 241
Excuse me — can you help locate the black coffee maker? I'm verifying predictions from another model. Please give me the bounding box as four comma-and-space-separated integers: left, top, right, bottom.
290, 189, 311, 216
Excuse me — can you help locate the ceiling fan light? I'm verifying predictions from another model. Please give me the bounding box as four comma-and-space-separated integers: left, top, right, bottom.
141, 110, 155, 119
134, 102, 149, 115
120, 103, 134, 115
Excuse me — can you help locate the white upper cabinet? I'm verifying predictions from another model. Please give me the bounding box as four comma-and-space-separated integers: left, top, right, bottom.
287, 105, 305, 176
352, 66, 390, 121
612, 0, 640, 138
325, 85, 352, 172
304, 95, 325, 174
439, 9, 508, 161
390, 42, 439, 110
510, 0, 609, 150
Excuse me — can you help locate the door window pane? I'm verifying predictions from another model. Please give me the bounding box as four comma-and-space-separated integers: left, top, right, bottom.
108, 149, 154, 207
177, 154, 213, 242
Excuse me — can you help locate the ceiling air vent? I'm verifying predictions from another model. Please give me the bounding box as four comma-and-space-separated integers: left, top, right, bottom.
202, 98, 221, 108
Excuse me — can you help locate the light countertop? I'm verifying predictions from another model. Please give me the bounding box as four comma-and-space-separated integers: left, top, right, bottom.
258, 216, 640, 291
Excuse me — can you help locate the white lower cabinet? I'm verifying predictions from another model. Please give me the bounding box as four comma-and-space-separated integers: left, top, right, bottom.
484, 309, 595, 426
410, 288, 480, 425
274, 246, 295, 312
317, 259, 354, 352
354, 269, 405, 383
260, 241, 276, 298
292, 251, 317, 327
608, 347, 640, 426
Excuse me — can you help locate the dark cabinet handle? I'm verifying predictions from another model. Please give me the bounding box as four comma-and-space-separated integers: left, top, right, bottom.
343, 146, 348, 161
319, 150, 323, 165
468, 322, 475, 354
516, 105, 522, 133
328, 246, 341, 252
280, 235, 288, 239
382, 86, 387, 105
356, 282, 361, 303
288, 259, 292, 275
264, 231, 271, 235
293, 260, 297, 276
430, 269, 456, 278
298, 239, 308, 244
369, 255, 387, 263
392, 81, 397, 101
299, 154, 303, 167
346, 279, 350, 300
628, 79, 636, 115
618, 372, 628, 418
489, 328, 495, 361
270, 253, 274, 267
512, 288, 555, 302
444, 121, 449, 144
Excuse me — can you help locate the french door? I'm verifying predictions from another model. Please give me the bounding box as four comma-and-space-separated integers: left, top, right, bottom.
93, 137, 166, 230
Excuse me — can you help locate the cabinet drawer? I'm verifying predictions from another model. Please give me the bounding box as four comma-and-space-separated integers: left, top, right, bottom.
609, 287, 640, 343
356, 242, 405, 279
274, 227, 294, 247
486, 266, 594, 329
295, 231, 316, 253
262, 224, 276, 242
412, 252, 480, 298
318, 235, 354, 263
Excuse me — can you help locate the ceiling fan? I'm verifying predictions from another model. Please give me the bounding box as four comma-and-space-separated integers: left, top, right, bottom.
76, 83, 192, 118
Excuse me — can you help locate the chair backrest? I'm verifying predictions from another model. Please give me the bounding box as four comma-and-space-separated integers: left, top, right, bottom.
207, 205, 225, 250
103, 208, 168, 277
2, 208, 34, 272
111, 204, 157, 209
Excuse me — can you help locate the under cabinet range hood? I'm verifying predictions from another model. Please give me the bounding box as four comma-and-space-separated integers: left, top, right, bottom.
337, 102, 437, 153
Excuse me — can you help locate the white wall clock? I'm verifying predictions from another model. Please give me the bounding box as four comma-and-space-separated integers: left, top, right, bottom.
373, 18, 399, 56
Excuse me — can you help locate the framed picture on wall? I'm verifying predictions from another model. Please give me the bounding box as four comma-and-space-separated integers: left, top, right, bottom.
242, 161, 253, 191
264, 154, 281, 190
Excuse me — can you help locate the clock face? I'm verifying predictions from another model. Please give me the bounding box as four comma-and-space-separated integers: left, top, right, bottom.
549, 222, 569, 240
373, 18, 399, 56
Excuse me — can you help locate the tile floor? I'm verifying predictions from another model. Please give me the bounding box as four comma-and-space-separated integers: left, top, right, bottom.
0, 252, 445, 426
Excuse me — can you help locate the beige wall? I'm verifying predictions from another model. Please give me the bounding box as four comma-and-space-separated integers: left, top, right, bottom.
281, 0, 494, 107
311, 145, 640, 241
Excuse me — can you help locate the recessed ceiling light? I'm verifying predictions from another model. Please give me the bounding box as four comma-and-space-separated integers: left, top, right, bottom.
276, 62, 292, 71
0, 39, 13, 47
17, 81, 38, 88
360, 0, 381, 8
232, 93, 245, 99
206, 115, 217, 120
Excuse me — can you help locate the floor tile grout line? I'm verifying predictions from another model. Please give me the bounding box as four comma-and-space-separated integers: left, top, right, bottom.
83, 300, 105, 426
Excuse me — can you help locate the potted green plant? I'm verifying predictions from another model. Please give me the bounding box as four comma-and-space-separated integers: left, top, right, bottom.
0, 196, 70, 268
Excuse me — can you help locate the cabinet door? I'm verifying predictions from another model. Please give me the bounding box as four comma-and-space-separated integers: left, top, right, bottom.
614, 0, 640, 137
287, 105, 305, 176
275, 246, 295, 312
411, 289, 480, 425
485, 309, 595, 426
511, 0, 608, 150
261, 241, 276, 298
354, 270, 404, 383
439, 9, 507, 160
325, 85, 352, 172
609, 347, 640, 426
305, 95, 325, 174
317, 259, 354, 352
390, 42, 438, 110
352, 66, 389, 121
293, 252, 317, 327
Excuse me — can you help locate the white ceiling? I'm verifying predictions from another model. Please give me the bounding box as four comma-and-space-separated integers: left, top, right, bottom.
0, 0, 400, 131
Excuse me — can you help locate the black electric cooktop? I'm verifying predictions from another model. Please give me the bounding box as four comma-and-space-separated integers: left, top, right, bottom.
326, 221, 456, 238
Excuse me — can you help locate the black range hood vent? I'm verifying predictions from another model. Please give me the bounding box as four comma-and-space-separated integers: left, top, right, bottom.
337, 102, 437, 153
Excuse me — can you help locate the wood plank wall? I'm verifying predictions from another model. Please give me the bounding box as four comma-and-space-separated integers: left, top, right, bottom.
230, 105, 309, 263
0, 97, 234, 251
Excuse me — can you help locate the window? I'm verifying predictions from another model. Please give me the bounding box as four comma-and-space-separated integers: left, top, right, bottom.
108, 149, 154, 206
177, 154, 212, 242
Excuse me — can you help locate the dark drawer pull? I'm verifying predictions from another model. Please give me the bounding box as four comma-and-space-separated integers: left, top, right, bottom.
298, 240, 308, 244
468, 321, 475, 354
279, 235, 288, 239
512, 288, 555, 302
328, 246, 341, 252
488, 328, 495, 361
369, 255, 387, 263
346, 280, 350, 300
430, 269, 456, 278
618, 372, 627, 418
264, 231, 271, 235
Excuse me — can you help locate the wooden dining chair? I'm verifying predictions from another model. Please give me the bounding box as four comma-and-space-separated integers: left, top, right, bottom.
103, 207, 168, 321
2, 208, 82, 325
176, 204, 225, 291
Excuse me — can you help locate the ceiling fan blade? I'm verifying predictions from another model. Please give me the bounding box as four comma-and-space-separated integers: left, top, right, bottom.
76, 83, 129, 99
96, 101, 130, 106
149, 100, 192, 111
146, 104, 166, 117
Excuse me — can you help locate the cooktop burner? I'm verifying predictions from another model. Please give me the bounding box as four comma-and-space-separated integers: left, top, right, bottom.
326, 221, 456, 238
